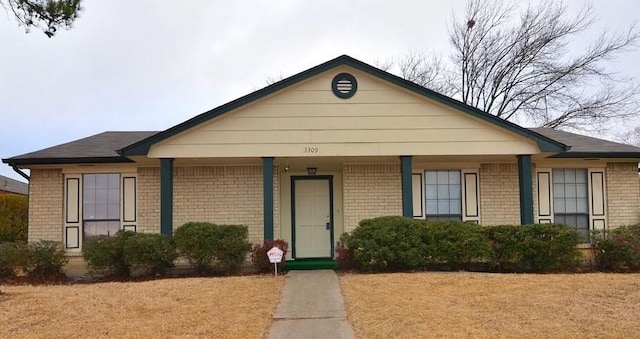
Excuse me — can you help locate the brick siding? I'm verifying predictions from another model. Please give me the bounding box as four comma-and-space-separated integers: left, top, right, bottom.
479, 163, 521, 225
28, 169, 63, 242
343, 164, 402, 232
606, 162, 640, 227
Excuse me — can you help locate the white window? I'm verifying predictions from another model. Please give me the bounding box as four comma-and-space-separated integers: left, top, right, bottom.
64, 172, 137, 250
83, 173, 121, 239
553, 168, 589, 240
425, 170, 462, 221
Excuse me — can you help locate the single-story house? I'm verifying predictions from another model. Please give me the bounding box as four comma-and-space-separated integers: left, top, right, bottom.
0, 174, 28, 196
3, 55, 640, 265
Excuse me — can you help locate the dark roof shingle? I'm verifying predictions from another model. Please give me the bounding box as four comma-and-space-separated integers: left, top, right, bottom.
3, 131, 158, 165
0, 175, 28, 195
530, 128, 640, 158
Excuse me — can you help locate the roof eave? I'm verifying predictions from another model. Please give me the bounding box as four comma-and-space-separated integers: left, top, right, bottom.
2, 156, 136, 166
549, 152, 640, 159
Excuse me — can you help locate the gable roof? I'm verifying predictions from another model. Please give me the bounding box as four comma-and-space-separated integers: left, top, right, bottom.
0, 175, 28, 195
3, 131, 158, 166
120, 55, 566, 156
531, 128, 640, 158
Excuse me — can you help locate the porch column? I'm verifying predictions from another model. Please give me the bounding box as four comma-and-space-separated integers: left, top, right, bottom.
400, 156, 413, 218
262, 157, 274, 240
160, 158, 174, 237
517, 155, 534, 225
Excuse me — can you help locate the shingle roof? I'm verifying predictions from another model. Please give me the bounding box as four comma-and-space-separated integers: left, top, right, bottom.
3, 131, 158, 166
531, 128, 640, 158
0, 175, 28, 195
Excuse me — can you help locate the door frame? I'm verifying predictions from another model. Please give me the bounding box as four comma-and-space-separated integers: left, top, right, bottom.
290, 175, 334, 259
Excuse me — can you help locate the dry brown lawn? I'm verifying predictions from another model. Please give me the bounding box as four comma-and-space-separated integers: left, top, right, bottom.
340, 272, 640, 338
0, 275, 284, 338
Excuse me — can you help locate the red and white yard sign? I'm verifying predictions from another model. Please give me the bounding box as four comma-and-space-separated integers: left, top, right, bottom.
267, 246, 284, 276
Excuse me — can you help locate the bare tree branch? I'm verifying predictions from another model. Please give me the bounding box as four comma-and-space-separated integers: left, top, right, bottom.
396, 0, 640, 132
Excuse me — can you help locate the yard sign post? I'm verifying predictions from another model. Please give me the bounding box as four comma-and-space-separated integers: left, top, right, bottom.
267, 246, 284, 277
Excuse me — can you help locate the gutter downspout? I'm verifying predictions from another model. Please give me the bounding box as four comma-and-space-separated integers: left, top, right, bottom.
12, 165, 30, 181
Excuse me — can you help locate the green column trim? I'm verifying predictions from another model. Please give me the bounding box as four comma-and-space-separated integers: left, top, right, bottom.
517, 155, 534, 225
160, 158, 174, 237
400, 156, 413, 218
262, 157, 274, 240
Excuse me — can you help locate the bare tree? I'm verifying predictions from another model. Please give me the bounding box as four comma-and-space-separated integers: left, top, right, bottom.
1, 0, 81, 37
397, 51, 455, 95
400, 0, 640, 131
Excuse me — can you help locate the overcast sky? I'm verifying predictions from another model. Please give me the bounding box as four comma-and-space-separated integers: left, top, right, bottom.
1, 0, 639, 182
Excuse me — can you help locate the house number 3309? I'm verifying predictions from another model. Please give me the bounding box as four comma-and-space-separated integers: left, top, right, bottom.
304, 146, 319, 153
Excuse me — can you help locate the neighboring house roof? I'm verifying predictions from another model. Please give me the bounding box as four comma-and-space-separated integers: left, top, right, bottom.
120, 55, 566, 156
3, 131, 158, 166
0, 174, 28, 195
531, 128, 640, 158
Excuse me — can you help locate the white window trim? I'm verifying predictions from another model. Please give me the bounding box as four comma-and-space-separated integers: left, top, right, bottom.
412, 168, 480, 223
63, 172, 137, 252
535, 167, 607, 237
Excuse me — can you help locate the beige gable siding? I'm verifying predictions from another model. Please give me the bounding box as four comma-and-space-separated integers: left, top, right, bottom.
606, 162, 640, 227
479, 163, 521, 225
343, 164, 402, 232
149, 67, 540, 158
28, 169, 63, 242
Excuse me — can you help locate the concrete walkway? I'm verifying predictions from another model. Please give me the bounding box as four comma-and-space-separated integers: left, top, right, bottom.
268, 270, 355, 339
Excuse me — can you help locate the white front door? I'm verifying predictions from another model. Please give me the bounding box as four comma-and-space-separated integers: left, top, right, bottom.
293, 178, 332, 258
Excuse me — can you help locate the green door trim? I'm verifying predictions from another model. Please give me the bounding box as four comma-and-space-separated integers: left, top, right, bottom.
290, 175, 334, 259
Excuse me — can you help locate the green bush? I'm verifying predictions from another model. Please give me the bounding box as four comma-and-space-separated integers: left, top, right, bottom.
251, 239, 288, 273
123, 233, 176, 275
83, 230, 135, 278
420, 220, 491, 270
174, 222, 251, 274
214, 225, 252, 273
22, 240, 68, 280
0, 194, 28, 243
591, 225, 640, 272
485, 225, 527, 271
83, 231, 175, 278
0, 242, 23, 278
519, 223, 582, 272
344, 216, 426, 271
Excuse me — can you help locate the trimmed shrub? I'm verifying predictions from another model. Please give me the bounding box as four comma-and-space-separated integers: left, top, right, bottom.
591, 225, 640, 272
22, 240, 68, 280
214, 225, 252, 273
123, 233, 177, 275
335, 233, 355, 270
251, 239, 288, 273
344, 216, 426, 271
485, 225, 527, 271
519, 223, 582, 272
0, 194, 28, 243
83, 230, 135, 278
0, 242, 23, 278
174, 222, 251, 274
84, 231, 176, 278
420, 220, 491, 270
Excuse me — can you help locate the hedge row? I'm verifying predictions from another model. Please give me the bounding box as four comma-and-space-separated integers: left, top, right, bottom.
339, 216, 583, 272
84, 222, 253, 278
591, 224, 640, 272
0, 240, 68, 280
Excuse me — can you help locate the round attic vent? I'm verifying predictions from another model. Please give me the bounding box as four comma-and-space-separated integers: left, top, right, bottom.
331, 73, 358, 99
